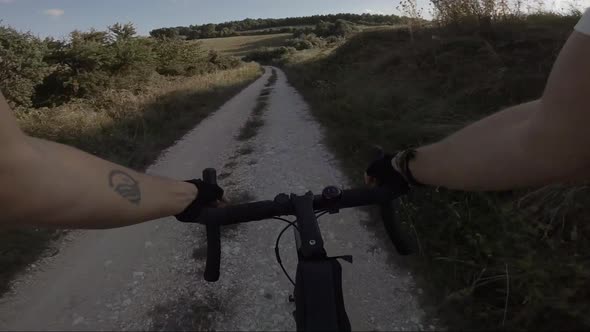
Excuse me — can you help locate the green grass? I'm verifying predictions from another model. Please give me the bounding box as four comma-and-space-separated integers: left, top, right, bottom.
284, 16, 589, 331
237, 146, 254, 156
237, 117, 266, 141
0, 63, 262, 296
199, 34, 292, 57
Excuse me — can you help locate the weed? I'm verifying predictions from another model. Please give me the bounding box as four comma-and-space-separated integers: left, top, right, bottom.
235, 69, 278, 142
237, 146, 254, 156
266, 69, 279, 86
237, 118, 265, 141
224, 161, 238, 169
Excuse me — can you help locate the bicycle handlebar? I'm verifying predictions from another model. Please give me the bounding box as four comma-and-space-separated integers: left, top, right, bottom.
194, 168, 414, 282
198, 186, 397, 226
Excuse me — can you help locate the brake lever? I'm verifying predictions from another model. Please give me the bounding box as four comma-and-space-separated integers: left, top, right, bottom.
369, 146, 414, 255
379, 197, 414, 255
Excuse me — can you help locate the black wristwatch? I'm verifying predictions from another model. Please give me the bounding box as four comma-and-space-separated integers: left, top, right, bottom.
393, 149, 424, 187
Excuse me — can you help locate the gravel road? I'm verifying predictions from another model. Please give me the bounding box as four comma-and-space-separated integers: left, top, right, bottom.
0, 67, 431, 331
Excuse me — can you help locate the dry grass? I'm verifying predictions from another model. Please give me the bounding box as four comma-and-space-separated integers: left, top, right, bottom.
0, 63, 262, 296
199, 34, 292, 57
17, 63, 262, 167
284, 13, 589, 330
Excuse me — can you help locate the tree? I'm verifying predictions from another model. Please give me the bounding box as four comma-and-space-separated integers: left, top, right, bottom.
202, 24, 218, 38
333, 19, 357, 37
150, 28, 179, 39
149, 13, 405, 40
220, 27, 234, 37
108, 22, 137, 41
34, 29, 114, 104
315, 21, 335, 37
398, 0, 424, 43
0, 25, 50, 108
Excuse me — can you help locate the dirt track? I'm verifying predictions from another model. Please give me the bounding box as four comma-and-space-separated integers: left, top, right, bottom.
0, 67, 431, 331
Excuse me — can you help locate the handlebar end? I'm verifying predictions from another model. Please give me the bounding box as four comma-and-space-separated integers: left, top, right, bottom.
203, 168, 217, 185
202, 168, 222, 282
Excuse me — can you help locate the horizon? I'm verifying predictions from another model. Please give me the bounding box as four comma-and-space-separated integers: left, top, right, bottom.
1, 0, 588, 39
0, 0, 405, 39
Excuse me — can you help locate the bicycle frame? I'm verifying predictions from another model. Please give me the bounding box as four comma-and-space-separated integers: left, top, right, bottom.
290, 192, 351, 332
196, 168, 413, 331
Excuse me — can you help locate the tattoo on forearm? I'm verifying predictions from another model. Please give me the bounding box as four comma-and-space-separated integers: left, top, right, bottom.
109, 170, 141, 205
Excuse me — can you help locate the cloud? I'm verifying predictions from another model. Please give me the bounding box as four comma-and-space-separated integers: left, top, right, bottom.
364, 9, 386, 15
0, 0, 15, 4
43, 8, 65, 17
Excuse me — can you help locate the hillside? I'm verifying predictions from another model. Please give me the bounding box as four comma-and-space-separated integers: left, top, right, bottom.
150, 13, 407, 39
283, 12, 588, 331
198, 33, 291, 56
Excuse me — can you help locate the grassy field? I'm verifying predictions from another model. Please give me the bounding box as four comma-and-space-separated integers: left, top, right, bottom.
237, 25, 315, 34
199, 33, 291, 56
283, 15, 589, 331
0, 63, 262, 296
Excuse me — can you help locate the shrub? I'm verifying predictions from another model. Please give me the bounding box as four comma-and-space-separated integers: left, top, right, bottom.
314, 19, 359, 37
286, 33, 328, 50
243, 46, 296, 64
0, 25, 50, 109
35, 29, 118, 105
31, 23, 241, 107
207, 51, 242, 70
153, 38, 208, 76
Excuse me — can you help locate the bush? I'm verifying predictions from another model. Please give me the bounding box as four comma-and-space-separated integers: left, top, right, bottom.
207, 51, 242, 70
314, 19, 359, 37
153, 38, 208, 76
0, 26, 50, 109
1, 22, 244, 108
243, 46, 296, 64
35, 26, 157, 106
324, 35, 346, 45
286, 33, 327, 50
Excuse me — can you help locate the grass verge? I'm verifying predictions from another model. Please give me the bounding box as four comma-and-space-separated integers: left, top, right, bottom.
283, 18, 589, 331
0, 63, 262, 296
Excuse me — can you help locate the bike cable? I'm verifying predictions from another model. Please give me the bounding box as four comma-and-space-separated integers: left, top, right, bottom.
273, 211, 331, 287
274, 217, 298, 286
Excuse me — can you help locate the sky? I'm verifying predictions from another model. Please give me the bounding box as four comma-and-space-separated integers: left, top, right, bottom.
0, 0, 588, 39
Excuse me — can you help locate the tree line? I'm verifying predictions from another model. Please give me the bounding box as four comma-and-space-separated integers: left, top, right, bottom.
150, 13, 408, 39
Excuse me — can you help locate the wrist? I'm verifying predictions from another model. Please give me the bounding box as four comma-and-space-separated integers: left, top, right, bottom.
395, 149, 424, 187
169, 181, 198, 216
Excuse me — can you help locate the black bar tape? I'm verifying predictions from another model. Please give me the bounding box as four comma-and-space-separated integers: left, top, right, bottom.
202, 168, 222, 282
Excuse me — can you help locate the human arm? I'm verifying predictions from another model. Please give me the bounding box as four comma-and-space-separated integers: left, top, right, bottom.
409, 30, 590, 191
0, 93, 197, 229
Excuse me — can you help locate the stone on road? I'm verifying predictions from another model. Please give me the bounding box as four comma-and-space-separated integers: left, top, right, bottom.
0, 67, 427, 331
